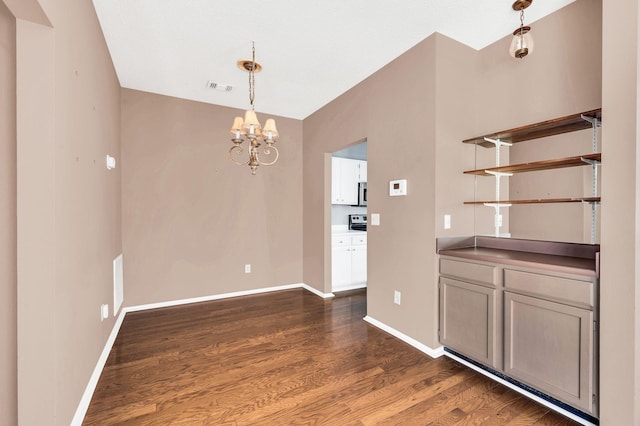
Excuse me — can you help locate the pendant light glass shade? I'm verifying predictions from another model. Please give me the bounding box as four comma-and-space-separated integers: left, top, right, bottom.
509, 26, 534, 59
510, 0, 534, 59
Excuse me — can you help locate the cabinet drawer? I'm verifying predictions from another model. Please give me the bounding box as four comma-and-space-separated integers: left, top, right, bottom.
440, 258, 496, 286
351, 234, 367, 245
504, 269, 594, 308
332, 235, 350, 247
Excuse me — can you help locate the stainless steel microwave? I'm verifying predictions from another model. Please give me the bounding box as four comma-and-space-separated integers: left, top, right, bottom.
357, 182, 367, 207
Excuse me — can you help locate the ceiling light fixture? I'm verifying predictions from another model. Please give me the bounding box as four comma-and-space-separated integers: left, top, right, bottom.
229, 42, 279, 175
509, 0, 534, 59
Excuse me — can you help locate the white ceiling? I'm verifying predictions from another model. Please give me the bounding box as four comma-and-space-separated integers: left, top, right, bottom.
93, 0, 575, 120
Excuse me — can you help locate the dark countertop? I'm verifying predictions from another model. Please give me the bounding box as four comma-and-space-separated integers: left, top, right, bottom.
437, 236, 599, 279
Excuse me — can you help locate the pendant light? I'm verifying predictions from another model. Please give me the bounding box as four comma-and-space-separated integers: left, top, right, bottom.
509, 0, 534, 59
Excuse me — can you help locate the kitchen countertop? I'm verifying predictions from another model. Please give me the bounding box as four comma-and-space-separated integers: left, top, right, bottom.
332, 225, 366, 235
332, 229, 367, 235
437, 236, 599, 278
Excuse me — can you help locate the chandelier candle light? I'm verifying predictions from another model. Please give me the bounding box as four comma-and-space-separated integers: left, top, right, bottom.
509, 0, 534, 59
229, 42, 279, 175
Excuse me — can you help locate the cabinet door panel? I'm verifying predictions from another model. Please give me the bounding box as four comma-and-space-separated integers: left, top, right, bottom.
341, 159, 359, 205
331, 247, 352, 290
331, 157, 359, 205
504, 292, 594, 413
358, 160, 367, 182
439, 277, 497, 368
351, 245, 367, 283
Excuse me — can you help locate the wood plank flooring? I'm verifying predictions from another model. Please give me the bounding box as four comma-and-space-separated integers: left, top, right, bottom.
83, 289, 579, 425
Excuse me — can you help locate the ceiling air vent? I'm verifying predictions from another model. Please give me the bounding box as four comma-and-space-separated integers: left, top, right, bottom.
207, 81, 233, 92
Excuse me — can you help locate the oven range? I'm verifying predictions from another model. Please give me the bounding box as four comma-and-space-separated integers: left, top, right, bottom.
348, 214, 367, 231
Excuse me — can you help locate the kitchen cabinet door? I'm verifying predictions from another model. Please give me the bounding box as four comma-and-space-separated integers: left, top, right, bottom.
351, 245, 367, 284
439, 277, 498, 368
357, 160, 367, 182
504, 291, 595, 414
331, 157, 359, 205
331, 246, 352, 289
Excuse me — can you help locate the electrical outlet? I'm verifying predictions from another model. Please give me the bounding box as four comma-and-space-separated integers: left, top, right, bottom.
394, 291, 401, 305
101, 304, 109, 321
245, 264, 251, 273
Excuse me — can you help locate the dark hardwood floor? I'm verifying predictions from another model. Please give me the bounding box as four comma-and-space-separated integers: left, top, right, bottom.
83, 288, 578, 425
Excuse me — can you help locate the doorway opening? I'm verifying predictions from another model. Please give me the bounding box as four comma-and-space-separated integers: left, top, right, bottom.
330, 141, 367, 293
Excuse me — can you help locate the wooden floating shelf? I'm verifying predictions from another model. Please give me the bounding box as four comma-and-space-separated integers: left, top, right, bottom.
464, 153, 601, 176
464, 197, 601, 205
463, 108, 602, 147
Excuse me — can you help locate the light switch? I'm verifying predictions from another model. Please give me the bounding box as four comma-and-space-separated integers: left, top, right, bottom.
444, 214, 451, 229
371, 213, 380, 226
106, 155, 116, 170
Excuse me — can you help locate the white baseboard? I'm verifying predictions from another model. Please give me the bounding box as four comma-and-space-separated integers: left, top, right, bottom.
444, 351, 595, 426
70, 308, 127, 426
332, 283, 367, 293
300, 283, 335, 299
363, 315, 444, 358
71, 282, 332, 424
125, 283, 333, 313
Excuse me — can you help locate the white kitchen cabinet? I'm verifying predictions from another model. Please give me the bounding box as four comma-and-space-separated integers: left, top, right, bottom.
331, 245, 352, 288
357, 160, 367, 182
351, 244, 367, 283
331, 233, 367, 291
331, 157, 359, 205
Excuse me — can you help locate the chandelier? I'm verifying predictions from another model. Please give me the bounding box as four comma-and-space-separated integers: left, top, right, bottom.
229, 42, 279, 175
509, 0, 534, 59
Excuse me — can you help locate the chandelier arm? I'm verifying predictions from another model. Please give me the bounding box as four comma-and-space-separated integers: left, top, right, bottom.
258, 145, 279, 166
229, 145, 249, 166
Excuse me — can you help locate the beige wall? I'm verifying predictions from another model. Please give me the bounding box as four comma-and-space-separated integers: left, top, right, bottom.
304, 34, 441, 345
0, 1, 17, 424
476, 0, 602, 243
121, 89, 303, 306
600, 0, 640, 423
8, 0, 122, 423
303, 0, 602, 351
2, 0, 638, 423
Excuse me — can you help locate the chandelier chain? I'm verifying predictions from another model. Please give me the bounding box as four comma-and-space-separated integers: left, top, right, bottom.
520, 8, 525, 28
249, 42, 256, 111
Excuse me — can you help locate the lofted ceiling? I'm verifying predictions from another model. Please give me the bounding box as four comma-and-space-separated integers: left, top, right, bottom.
93, 0, 575, 120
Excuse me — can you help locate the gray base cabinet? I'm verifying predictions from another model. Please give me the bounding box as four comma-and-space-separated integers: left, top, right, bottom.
504, 291, 594, 413
439, 277, 498, 369
438, 254, 598, 417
